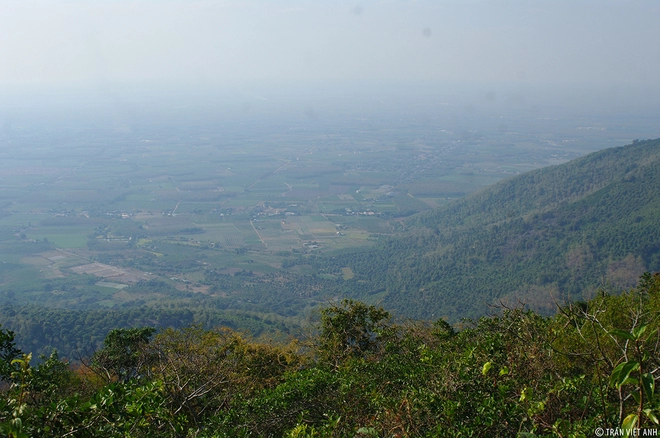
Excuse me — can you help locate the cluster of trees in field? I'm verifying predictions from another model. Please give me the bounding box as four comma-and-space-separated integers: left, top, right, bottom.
2, 273, 660, 437
0, 304, 298, 362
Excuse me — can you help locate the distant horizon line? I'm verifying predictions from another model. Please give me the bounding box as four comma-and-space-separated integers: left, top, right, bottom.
2, 80, 659, 111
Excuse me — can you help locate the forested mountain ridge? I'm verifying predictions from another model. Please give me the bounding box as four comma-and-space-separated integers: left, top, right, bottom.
318, 139, 660, 320
414, 138, 660, 231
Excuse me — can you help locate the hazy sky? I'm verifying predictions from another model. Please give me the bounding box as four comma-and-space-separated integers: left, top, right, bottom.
1, 0, 659, 94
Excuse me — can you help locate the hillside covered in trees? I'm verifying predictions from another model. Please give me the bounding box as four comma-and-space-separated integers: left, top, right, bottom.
1, 274, 659, 437
294, 138, 660, 320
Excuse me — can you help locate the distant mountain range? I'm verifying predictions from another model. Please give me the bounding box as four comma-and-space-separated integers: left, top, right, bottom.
335, 138, 660, 320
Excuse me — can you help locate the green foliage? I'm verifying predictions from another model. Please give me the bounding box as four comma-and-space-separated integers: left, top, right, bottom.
0, 325, 21, 381
0, 304, 301, 360
552, 272, 660, 432
91, 327, 156, 383
608, 320, 660, 430
1, 273, 660, 436
317, 299, 392, 364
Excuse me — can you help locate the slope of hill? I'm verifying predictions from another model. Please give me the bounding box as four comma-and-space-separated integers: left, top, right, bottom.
324, 138, 660, 320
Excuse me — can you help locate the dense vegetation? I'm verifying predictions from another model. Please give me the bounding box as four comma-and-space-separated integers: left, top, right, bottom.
2, 273, 659, 437
293, 139, 660, 320
0, 303, 299, 361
